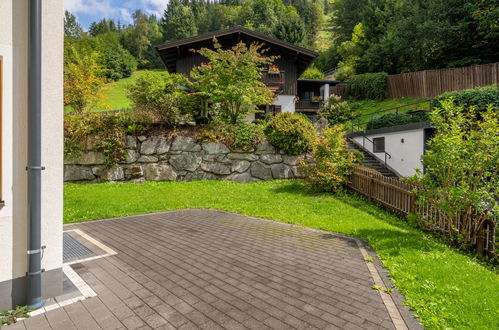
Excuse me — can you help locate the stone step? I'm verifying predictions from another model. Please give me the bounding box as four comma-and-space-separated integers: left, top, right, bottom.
346, 139, 398, 178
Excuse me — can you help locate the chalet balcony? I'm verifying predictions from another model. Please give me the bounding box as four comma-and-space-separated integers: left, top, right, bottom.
261, 71, 285, 93
295, 99, 322, 112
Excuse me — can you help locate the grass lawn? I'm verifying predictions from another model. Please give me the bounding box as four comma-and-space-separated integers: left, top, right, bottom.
64, 70, 166, 113
65, 180, 498, 329
350, 97, 423, 117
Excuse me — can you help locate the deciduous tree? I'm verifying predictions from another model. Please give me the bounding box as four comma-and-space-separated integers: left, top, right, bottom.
191, 39, 276, 124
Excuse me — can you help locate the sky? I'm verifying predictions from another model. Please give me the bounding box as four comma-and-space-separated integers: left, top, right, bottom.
64, 0, 168, 30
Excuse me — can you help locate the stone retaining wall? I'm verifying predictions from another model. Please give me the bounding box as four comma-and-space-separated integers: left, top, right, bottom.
64, 135, 307, 183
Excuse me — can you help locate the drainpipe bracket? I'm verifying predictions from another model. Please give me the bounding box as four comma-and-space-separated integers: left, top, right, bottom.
25, 166, 46, 171
26, 268, 45, 277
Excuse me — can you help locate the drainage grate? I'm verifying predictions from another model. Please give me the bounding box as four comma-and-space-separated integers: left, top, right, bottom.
63, 232, 94, 263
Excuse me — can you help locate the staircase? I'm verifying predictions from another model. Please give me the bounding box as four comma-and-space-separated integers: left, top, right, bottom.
346, 139, 399, 178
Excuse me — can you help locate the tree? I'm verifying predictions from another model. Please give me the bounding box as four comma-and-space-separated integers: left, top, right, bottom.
64, 11, 83, 38
190, 39, 276, 124
89, 19, 117, 37
64, 46, 106, 114
272, 11, 306, 46
122, 10, 163, 69
161, 0, 198, 41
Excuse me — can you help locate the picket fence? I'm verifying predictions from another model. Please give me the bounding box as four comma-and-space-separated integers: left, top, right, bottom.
347, 166, 497, 259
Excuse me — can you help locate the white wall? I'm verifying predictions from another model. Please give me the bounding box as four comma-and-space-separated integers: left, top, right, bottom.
353, 128, 425, 177
0, 0, 63, 299
273, 95, 296, 113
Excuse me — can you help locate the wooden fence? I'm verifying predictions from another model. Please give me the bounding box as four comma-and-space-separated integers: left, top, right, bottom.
386, 62, 499, 98
347, 166, 497, 259
330, 83, 349, 99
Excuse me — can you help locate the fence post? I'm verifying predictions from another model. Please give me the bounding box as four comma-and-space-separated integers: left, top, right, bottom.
476, 222, 485, 257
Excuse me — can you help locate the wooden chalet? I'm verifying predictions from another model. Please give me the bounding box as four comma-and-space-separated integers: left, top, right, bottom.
155, 26, 340, 118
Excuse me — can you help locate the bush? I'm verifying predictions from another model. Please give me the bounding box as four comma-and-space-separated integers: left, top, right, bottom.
301, 125, 363, 192
126, 72, 195, 125
366, 111, 429, 130
347, 72, 388, 100
415, 100, 499, 251
434, 85, 499, 111
64, 46, 106, 114
65, 111, 144, 165
101, 44, 137, 80
201, 123, 265, 152
300, 66, 324, 80
264, 112, 316, 155
318, 95, 357, 124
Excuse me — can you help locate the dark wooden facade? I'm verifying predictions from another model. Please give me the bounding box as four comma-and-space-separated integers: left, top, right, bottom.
156, 27, 317, 96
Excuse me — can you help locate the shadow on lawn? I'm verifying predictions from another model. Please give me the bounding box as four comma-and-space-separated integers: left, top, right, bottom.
270, 181, 440, 256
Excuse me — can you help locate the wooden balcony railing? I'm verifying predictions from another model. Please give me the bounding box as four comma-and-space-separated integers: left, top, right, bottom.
261, 71, 285, 86
295, 99, 322, 111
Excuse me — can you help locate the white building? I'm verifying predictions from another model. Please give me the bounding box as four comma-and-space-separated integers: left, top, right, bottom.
348, 122, 434, 177
0, 0, 64, 309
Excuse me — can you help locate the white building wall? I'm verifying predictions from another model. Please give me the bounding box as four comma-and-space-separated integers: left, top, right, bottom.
352, 128, 425, 177
0, 0, 64, 308
273, 95, 295, 113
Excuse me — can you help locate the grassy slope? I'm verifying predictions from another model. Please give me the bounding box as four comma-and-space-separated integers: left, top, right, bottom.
65, 180, 498, 330
65, 70, 166, 113
97, 70, 166, 110
351, 98, 422, 117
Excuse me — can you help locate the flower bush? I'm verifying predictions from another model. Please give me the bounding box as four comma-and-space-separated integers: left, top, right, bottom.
264, 112, 316, 155
301, 125, 363, 192
318, 95, 357, 125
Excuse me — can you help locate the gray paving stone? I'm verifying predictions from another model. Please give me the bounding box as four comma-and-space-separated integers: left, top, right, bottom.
9, 209, 421, 330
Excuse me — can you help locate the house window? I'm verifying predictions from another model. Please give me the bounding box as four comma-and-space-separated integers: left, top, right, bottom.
301, 91, 314, 100
373, 137, 385, 153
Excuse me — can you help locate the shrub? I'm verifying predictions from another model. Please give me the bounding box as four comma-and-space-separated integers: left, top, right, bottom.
126, 71, 194, 125
434, 85, 499, 111
264, 112, 316, 155
201, 123, 265, 152
347, 72, 388, 100
366, 111, 429, 130
414, 100, 498, 251
101, 44, 137, 80
301, 125, 363, 192
65, 111, 144, 166
64, 46, 106, 114
318, 95, 357, 124
300, 66, 324, 80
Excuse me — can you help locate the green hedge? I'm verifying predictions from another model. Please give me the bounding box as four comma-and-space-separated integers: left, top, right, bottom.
366, 111, 429, 130
264, 113, 316, 155
347, 72, 388, 100
434, 85, 499, 111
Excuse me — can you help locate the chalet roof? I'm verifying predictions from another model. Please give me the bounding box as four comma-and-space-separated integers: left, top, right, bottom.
155, 26, 319, 75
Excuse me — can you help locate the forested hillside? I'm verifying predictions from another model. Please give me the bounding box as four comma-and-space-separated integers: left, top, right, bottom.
64, 0, 498, 109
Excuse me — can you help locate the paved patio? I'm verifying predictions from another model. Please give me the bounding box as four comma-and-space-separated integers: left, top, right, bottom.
5, 209, 420, 330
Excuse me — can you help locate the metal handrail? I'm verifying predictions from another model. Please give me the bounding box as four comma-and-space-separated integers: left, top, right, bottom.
361, 135, 392, 166
350, 99, 433, 133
